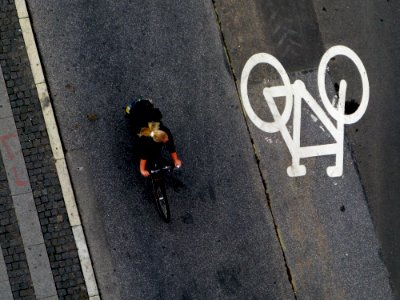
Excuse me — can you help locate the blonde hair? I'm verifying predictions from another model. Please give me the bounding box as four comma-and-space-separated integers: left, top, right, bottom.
139, 122, 168, 143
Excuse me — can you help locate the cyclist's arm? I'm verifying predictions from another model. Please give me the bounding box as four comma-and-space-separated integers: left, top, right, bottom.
170, 152, 182, 168
140, 159, 150, 177
138, 136, 151, 177
161, 126, 181, 167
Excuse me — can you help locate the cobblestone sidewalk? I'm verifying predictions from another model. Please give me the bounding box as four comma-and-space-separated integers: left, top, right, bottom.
1, 0, 89, 299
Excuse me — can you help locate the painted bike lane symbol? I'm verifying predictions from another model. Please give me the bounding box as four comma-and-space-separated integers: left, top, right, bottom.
240, 45, 369, 177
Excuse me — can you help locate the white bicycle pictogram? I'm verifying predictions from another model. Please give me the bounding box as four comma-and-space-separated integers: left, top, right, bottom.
240, 45, 369, 177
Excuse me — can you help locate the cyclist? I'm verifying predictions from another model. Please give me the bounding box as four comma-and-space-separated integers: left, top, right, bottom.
125, 97, 182, 177
138, 121, 182, 177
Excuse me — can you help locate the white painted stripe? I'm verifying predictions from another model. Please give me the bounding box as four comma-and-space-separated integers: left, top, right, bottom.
18, 18, 45, 85
298, 144, 338, 158
15, 1, 100, 298
0, 247, 13, 300
36, 83, 65, 161
15, 0, 29, 18
298, 83, 339, 141
72, 226, 99, 297
55, 159, 81, 227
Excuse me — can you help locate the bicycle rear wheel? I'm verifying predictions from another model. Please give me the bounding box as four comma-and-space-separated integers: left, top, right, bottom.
152, 180, 170, 223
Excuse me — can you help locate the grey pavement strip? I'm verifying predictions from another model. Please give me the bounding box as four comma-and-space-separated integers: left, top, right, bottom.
0, 247, 13, 300
0, 62, 17, 300
0, 117, 31, 196
0, 30, 28, 300
0, 69, 13, 120
15, 1, 100, 297
0, 69, 58, 299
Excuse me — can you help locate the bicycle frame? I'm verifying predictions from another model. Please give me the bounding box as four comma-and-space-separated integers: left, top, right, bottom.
149, 162, 172, 222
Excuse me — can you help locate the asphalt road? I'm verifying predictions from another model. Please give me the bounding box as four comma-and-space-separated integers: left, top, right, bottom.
26, 1, 294, 299
26, 0, 397, 299
214, 0, 392, 299
312, 1, 400, 298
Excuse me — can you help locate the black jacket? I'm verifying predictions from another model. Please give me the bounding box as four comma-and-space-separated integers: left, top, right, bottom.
139, 124, 176, 161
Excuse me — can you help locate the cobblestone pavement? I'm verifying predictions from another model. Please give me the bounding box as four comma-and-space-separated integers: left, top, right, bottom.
0, 0, 89, 299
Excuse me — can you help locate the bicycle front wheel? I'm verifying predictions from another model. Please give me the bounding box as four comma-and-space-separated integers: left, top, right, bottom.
152, 180, 170, 223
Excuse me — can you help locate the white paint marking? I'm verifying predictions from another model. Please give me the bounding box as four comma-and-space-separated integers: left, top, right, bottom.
18, 18, 45, 85
55, 159, 81, 227
15, 0, 29, 18
240, 45, 369, 177
15, 1, 100, 298
36, 83, 64, 160
72, 226, 99, 297
265, 137, 273, 144
332, 94, 338, 108
318, 45, 369, 124
241, 53, 293, 133
310, 113, 318, 123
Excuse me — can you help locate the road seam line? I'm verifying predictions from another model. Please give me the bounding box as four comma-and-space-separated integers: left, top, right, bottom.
15, 0, 100, 298
211, 1, 298, 298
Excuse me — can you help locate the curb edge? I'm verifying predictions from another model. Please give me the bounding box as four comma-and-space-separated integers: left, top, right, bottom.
15, 0, 101, 298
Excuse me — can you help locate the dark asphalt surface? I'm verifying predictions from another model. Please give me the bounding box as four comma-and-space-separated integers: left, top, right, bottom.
27, 1, 294, 299
312, 1, 400, 298
24, 0, 398, 299
214, 0, 392, 298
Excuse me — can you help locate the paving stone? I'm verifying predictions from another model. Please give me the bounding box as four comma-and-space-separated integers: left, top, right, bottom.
0, 154, 35, 299
0, 1, 88, 298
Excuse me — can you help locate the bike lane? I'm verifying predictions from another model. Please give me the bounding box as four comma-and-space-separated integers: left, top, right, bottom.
313, 1, 400, 297
25, 0, 296, 299
213, 0, 392, 299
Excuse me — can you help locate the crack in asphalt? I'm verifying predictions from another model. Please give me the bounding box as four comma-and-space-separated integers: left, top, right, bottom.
210, 1, 297, 298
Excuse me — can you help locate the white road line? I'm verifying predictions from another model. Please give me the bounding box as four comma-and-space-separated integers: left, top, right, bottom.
15, 1, 100, 298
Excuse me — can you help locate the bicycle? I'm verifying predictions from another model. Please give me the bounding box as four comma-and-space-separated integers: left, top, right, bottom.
124, 98, 180, 221
149, 161, 173, 223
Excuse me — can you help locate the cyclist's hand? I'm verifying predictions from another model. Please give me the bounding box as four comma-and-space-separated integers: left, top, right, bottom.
141, 170, 150, 177
174, 159, 182, 169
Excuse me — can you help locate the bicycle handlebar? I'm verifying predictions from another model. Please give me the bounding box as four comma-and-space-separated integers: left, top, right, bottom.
150, 165, 173, 174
